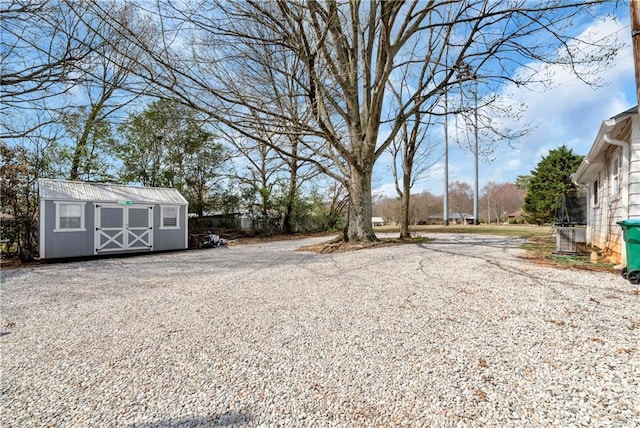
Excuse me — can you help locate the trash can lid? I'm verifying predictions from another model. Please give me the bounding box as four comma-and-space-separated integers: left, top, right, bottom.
618, 218, 640, 226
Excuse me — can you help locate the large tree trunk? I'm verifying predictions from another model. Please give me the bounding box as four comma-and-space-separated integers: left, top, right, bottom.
69, 87, 113, 180
346, 164, 377, 242
282, 157, 298, 234
69, 106, 100, 180
399, 170, 412, 239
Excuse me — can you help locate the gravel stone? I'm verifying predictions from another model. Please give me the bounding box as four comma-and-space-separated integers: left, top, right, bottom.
1, 233, 638, 427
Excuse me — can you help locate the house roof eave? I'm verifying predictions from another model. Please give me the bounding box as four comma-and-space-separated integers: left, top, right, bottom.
573, 124, 609, 184
573, 106, 637, 184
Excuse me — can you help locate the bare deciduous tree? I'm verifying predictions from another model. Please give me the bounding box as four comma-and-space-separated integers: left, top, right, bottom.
1, 0, 102, 140
449, 181, 474, 221
82, 0, 621, 242
387, 100, 441, 238
64, 2, 147, 180
481, 182, 525, 224
226, 132, 286, 231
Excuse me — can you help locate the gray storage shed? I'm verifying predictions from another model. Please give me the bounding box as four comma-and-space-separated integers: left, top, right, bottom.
39, 179, 188, 260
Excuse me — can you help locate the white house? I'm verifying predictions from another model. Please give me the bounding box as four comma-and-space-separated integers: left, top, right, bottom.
371, 217, 385, 227
572, 106, 639, 265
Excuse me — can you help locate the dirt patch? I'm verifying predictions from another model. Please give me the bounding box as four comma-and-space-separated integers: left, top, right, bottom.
298, 237, 430, 254
519, 236, 617, 274
0, 255, 42, 271
228, 232, 334, 246
298, 240, 396, 254
520, 251, 617, 274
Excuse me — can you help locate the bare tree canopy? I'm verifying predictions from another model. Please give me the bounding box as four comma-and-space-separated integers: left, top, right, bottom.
1, 1, 102, 139
6, 0, 622, 242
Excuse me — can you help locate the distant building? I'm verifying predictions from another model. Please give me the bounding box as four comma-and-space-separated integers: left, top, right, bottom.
371, 217, 385, 227
449, 213, 475, 225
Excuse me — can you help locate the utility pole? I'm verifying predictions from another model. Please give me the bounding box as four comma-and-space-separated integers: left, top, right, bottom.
473, 77, 479, 225
443, 90, 449, 226
457, 62, 480, 225
443, 47, 450, 227
632, 0, 640, 108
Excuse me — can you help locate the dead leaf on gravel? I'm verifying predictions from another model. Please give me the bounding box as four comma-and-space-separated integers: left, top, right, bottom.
474, 388, 488, 402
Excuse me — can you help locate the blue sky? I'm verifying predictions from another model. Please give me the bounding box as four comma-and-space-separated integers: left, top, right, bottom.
372, 6, 636, 198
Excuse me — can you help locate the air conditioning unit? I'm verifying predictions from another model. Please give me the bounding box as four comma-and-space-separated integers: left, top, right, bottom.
555, 227, 586, 253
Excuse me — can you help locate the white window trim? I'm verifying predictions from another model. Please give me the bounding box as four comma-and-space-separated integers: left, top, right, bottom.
592, 177, 600, 207
611, 156, 620, 198
54, 201, 86, 232
160, 205, 181, 230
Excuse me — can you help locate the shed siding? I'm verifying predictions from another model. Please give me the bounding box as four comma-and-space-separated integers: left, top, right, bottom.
44, 200, 94, 258
39, 179, 189, 259
153, 205, 188, 251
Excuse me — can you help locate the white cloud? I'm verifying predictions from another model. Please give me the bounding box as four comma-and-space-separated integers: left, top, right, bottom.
372, 182, 399, 198
424, 13, 635, 196
375, 11, 634, 200
506, 158, 521, 170
502, 16, 633, 150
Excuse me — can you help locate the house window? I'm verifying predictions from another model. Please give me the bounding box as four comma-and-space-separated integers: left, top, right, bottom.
593, 179, 599, 205
611, 157, 620, 197
54, 202, 86, 231
161, 206, 180, 229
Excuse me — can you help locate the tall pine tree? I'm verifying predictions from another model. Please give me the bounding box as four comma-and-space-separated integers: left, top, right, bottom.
523, 146, 584, 225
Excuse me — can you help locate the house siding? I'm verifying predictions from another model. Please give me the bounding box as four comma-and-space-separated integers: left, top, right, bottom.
576, 108, 638, 265
589, 204, 606, 249
607, 145, 624, 261
586, 145, 624, 260
628, 117, 640, 218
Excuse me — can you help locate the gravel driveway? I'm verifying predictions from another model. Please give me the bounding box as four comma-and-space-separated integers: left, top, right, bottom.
1, 234, 638, 427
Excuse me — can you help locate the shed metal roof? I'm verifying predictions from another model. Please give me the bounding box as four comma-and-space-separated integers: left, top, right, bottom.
38, 179, 188, 205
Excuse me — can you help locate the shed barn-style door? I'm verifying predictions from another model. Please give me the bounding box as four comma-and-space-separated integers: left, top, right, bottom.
95, 204, 153, 254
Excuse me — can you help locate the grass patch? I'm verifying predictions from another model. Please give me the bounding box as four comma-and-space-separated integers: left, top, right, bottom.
549, 254, 615, 269
521, 235, 616, 273
521, 236, 556, 253
378, 225, 616, 273
375, 224, 552, 239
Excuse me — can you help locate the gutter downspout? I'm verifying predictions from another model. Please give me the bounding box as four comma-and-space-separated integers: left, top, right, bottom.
604, 133, 629, 265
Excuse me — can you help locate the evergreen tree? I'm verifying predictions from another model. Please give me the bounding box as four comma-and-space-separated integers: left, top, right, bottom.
523, 145, 584, 225
115, 99, 227, 216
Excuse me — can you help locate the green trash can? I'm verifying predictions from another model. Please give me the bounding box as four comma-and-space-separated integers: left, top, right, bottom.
617, 219, 640, 284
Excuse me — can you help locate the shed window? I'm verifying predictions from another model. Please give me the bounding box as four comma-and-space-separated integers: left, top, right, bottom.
611, 157, 620, 197
161, 206, 179, 229
55, 202, 86, 231
593, 178, 599, 205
